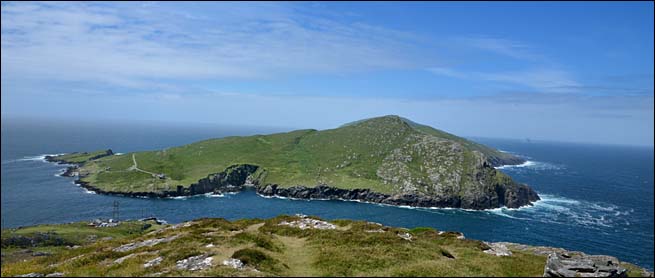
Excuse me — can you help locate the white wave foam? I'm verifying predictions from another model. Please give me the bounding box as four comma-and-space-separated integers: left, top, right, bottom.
487, 208, 521, 219
167, 196, 189, 200
81, 187, 97, 194
204, 193, 224, 198
516, 194, 630, 229
114, 153, 124, 155
495, 160, 535, 169
166, 192, 227, 199
255, 193, 535, 212
5, 153, 66, 164
495, 160, 563, 171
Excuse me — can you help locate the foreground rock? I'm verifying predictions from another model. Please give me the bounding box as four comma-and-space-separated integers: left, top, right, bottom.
486, 242, 653, 277
16, 273, 43, 277
278, 214, 336, 230
222, 258, 244, 269
144, 257, 163, 268
483, 242, 512, 256
544, 252, 627, 277
113, 235, 178, 252
176, 254, 213, 271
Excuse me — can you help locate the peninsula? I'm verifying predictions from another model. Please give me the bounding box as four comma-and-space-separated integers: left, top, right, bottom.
46, 115, 539, 210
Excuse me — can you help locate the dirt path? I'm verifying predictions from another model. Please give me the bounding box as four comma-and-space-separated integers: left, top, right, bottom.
245, 223, 265, 233
130, 154, 157, 176
276, 235, 319, 277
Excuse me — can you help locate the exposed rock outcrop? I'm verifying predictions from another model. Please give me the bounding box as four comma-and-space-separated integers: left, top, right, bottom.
544, 252, 628, 277
278, 214, 336, 230
181, 164, 259, 195
113, 235, 178, 252
176, 254, 213, 271
484, 242, 651, 277
144, 257, 163, 268
222, 258, 244, 269
483, 242, 512, 256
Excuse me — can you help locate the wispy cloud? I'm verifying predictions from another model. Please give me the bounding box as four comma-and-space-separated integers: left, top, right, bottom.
479, 69, 581, 93
425, 36, 588, 93
426, 67, 581, 93
426, 67, 468, 78
1, 2, 425, 89
454, 36, 541, 60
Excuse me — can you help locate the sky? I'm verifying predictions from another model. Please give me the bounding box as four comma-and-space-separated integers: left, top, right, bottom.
1, 1, 653, 146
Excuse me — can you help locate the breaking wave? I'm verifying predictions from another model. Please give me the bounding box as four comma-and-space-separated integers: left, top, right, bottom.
2, 153, 66, 164
166, 193, 225, 200
488, 194, 633, 229
495, 160, 564, 171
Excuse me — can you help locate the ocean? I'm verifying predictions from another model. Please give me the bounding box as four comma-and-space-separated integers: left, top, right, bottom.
1, 118, 653, 270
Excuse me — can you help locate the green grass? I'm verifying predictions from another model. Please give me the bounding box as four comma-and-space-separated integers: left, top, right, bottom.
52, 115, 524, 196
48, 150, 112, 164
3, 216, 648, 277
1, 221, 161, 248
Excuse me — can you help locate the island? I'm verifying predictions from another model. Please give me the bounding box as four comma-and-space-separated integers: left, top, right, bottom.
2, 215, 652, 277
45, 115, 539, 210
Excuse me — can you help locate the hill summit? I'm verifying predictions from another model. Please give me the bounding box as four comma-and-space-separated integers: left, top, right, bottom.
48, 115, 539, 209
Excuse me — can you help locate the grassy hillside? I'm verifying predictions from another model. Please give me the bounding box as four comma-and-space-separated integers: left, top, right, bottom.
341, 116, 520, 166
2, 216, 649, 277
46, 150, 113, 164
60, 116, 526, 197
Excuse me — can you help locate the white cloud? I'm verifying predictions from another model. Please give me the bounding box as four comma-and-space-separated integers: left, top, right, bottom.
426, 66, 581, 93
480, 69, 581, 93
455, 36, 541, 60
426, 67, 467, 78
1, 2, 426, 88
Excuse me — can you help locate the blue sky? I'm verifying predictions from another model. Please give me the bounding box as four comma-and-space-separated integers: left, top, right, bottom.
1, 1, 653, 146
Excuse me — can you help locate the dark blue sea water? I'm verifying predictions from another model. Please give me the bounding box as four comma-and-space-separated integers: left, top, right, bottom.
2, 118, 653, 270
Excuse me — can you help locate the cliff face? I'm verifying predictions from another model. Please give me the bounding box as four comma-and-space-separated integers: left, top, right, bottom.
367, 125, 539, 209
183, 164, 260, 195
256, 181, 538, 210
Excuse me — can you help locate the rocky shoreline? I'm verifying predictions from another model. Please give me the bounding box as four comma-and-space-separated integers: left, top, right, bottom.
256, 183, 539, 209
53, 159, 539, 209
60, 164, 261, 199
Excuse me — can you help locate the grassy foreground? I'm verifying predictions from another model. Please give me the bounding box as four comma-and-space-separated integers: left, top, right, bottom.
1, 216, 650, 277
60, 115, 524, 196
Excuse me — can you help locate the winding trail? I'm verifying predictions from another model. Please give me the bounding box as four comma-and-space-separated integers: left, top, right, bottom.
131, 154, 157, 176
